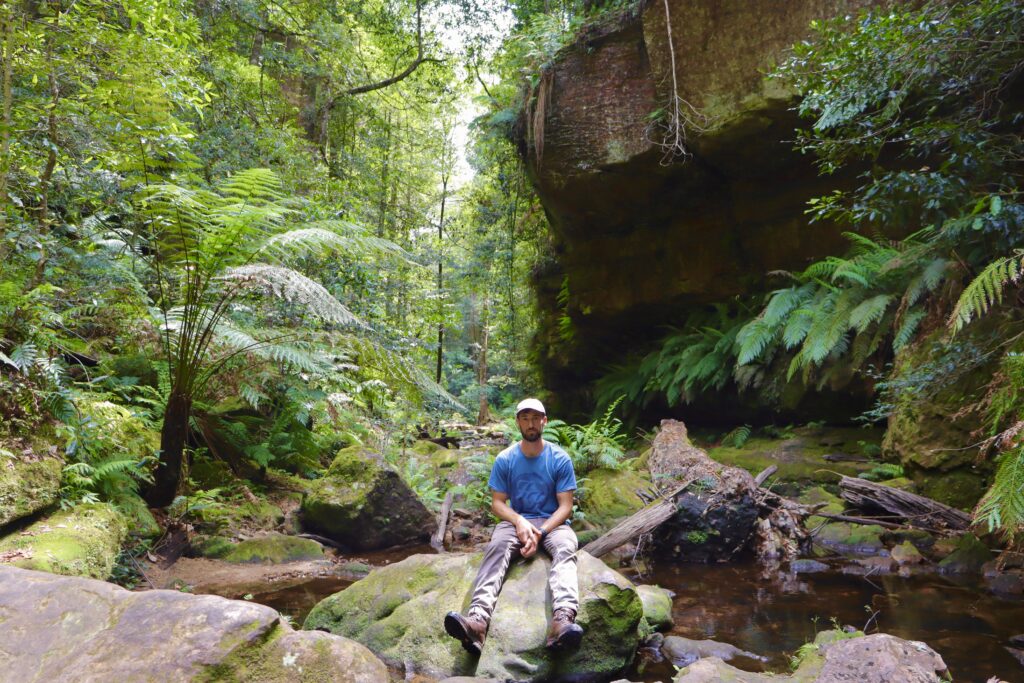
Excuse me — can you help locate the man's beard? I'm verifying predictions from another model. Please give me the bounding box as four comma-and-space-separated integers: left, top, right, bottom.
520, 427, 542, 442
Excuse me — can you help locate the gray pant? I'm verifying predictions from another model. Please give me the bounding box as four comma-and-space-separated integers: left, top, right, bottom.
467, 519, 579, 621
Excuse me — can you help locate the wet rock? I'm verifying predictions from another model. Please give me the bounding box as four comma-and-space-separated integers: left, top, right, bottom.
0, 565, 386, 682
791, 559, 829, 574
0, 503, 127, 579
0, 453, 62, 528
581, 467, 649, 528
673, 630, 947, 682
891, 541, 925, 566
938, 533, 992, 574
812, 521, 887, 555
304, 551, 644, 681
1011, 634, 1024, 647
637, 584, 673, 630
1005, 646, 1024, 668
301, 445, 433, 550
195, 532, 325, 564
661, 636, 764, 668
987, 571, 1024, 597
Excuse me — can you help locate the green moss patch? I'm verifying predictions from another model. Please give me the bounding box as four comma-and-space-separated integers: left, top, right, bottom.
0, 455, 62, 528
581, 467, 649, 528
0, 503, 127, 579
198, 533, 325, 564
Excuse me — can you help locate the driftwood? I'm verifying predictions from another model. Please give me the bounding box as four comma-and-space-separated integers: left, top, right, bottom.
430, 490, 454, 552
839, 476, 971, 533
814, 512, 906, 530
582, 479, 694, 558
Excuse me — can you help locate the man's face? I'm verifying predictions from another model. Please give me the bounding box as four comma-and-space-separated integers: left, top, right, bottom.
516, 409, 547, 442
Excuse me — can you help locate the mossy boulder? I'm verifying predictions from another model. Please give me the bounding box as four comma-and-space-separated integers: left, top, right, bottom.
580, 467, 649, 528
0, 565, 387, 682
197, 532, 324, 564
79, 398, 160, 462
301, 446, 433, 550
673, 630, 947, 682
636, 584, 673, 631
303, 551, 644, 681
812, 521, 887, 555
0, 503, 127, 579
882, 330, 996, 509
938, 533, 992, 574
0, 454, 62, 528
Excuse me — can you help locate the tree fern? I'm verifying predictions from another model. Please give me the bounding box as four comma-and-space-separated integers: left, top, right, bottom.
949, 252, 1024, 333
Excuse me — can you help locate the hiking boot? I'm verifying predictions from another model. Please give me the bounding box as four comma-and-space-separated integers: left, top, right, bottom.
444, 611, 488, 656
546, 607, 583, 650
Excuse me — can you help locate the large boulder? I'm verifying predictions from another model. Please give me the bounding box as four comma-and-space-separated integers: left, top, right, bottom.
300, 446, 433, 550
195, 532, 325, 564
304, 551, 645, 681
0, 503, 127, 579
0, 565, 387, 682
0, 453, 62, 528
673, 630, 948, 682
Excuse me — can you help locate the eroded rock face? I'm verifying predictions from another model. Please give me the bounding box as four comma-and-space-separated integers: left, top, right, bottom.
519, 0, 883, 416
300, 446, 433, 550
0, 565, 387, 682
303, 551, 644, 682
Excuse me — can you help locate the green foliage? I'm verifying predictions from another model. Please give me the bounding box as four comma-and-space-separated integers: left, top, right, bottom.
975, 446, 1024, 543
720, 425, 751, 449
950, 252, 1024, 333
543, 397, 630, 474
401, 458, 443, 510
857, 463, 904, 482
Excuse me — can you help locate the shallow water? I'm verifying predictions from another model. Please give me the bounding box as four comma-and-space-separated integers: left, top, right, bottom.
623, 562, 1024, 683
247, 549, 1024, 682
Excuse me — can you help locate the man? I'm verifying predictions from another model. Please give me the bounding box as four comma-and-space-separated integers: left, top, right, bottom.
443, 398, 583, 656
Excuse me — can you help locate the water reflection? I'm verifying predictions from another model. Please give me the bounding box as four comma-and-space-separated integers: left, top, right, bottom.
626, 562, 1024, 683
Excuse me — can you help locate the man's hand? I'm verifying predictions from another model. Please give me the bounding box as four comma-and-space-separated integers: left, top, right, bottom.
515, 516, 542, 558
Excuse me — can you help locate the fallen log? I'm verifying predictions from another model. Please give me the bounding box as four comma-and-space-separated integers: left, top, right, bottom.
838, 476, 971, 533
582, 479, 694, 558
430, 490, 454, 552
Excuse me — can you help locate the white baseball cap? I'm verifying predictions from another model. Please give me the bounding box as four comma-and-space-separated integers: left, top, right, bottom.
515, 398, 546, 415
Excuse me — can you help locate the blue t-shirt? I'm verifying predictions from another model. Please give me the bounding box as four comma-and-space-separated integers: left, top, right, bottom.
488, 441, 577, 521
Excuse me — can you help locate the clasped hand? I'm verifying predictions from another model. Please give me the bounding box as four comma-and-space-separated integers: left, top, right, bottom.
515, 517, 543, 559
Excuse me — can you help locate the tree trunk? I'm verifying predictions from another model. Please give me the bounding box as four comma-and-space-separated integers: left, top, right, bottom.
146, 390, 192, 506
476, 299, 491, 425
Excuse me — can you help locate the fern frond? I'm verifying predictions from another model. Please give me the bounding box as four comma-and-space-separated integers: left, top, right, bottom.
893, 309, 926, 351
220, 264, 363, 327
217, 168, 285, 203
848, 294, 893, 333
949, 253, 1024, 333
782, 309, 814, 348
974, 447, 1024, 538
262, 223, 413, 264
736, 318, 774, 365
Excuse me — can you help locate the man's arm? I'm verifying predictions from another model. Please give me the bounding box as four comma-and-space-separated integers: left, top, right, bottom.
492, 490, 542, 548
538, 490, 575, 534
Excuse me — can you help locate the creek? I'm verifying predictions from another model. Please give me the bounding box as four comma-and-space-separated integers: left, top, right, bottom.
237, 551, 1024, 683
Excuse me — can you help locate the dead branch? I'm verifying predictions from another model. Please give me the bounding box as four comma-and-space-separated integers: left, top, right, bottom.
430, 490, 454, 552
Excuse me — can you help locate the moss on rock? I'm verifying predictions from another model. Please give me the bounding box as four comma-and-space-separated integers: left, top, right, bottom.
304, 551, 644, 681
0, 503, 127, 579
0, 455, 62, 528
636, 584, 673, 631
198, 533, 325, 564
581, 467, 649, 529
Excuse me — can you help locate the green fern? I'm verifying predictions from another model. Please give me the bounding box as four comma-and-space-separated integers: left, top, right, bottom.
975, 446, 1024, 539
721, 424, 752, 448
949, 252, 1024, 333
